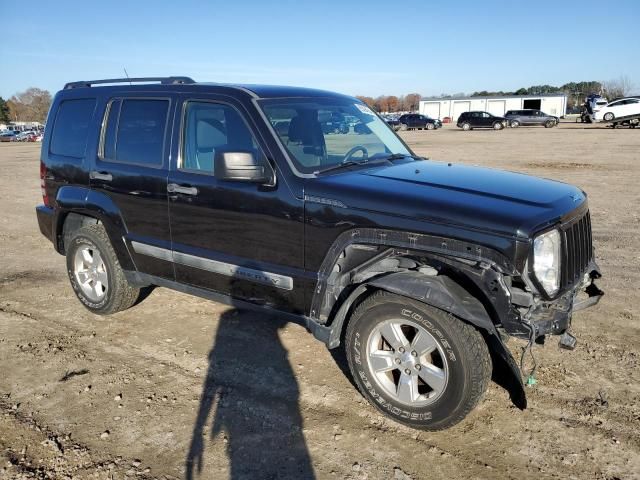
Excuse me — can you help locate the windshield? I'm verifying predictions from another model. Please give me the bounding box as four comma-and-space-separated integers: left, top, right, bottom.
260, 97, 411, 174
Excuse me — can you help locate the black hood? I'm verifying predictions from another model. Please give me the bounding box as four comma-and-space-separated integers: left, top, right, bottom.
307, 160, 587, 239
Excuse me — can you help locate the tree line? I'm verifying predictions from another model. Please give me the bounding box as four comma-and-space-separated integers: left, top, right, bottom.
355, 93, 421, 114
0, 88, 52, 124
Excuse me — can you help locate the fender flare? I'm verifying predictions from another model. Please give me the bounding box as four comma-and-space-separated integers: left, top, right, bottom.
325, 271, 527, 409
55, 186, 135, 271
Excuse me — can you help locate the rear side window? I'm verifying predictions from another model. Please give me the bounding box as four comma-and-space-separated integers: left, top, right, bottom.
101, 98, 169, 166
50, 98, 96, 158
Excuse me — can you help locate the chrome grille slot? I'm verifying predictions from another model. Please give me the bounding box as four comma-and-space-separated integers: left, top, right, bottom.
561, 211, 593, 287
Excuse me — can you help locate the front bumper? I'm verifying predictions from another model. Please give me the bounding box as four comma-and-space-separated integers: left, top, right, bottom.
527, 263, 603, 338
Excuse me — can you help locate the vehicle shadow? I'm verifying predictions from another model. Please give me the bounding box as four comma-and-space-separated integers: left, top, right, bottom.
185, 305, 315, 480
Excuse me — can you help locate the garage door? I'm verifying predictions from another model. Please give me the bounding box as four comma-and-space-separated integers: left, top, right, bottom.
422, 102, 441, 119
487, 100, 506, 117
452, 101, 471, 122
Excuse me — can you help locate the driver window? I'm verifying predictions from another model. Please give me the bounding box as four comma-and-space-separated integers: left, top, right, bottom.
181, 101, 261, 173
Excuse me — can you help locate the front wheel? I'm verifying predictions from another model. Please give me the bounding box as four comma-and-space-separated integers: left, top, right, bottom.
510, 120, 520, 128
66, 224, 142, 315
426, 123, 435, 130
544, 120, 555, 128
345, 291, 491, 430
603, 112, 614, 121
400, 123, 408, 131
493, 122, 504, 130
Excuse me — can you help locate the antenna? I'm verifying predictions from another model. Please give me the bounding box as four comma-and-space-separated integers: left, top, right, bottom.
123, 68, 132, 85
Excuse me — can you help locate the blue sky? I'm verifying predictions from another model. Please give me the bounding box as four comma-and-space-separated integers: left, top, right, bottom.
1, 0, 639, 98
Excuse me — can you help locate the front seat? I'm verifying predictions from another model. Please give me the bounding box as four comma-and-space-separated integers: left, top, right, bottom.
286, 111, 326, 168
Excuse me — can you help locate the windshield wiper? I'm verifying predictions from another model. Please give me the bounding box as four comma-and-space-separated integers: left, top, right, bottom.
381, 153, 427, 162
314, 157, 397, 175
313, 160, 367, 175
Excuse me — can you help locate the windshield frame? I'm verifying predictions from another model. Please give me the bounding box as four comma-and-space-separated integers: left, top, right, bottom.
255, 96, 416, 178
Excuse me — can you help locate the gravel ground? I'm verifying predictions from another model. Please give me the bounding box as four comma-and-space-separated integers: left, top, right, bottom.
1, 122, 638, 479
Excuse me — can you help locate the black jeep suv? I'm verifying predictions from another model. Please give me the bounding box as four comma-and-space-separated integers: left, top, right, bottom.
505, 109, 559, 128
457, 111, 508, 130
392, 114, 441, 131
37, 77, 602, 431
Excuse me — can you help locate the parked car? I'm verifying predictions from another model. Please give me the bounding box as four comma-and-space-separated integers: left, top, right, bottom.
594, 97, 640, 122
394, 114, 441, 131
37, 76, 602, 431
16, 131, 35, 141
0, 132, 17, 142
456, 111, 507, 130
505, 109, 558, 128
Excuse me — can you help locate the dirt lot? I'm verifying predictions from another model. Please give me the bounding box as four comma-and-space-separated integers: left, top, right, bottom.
1, 123, 639, 480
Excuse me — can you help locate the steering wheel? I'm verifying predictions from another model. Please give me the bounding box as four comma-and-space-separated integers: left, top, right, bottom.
343, 145, 368, 164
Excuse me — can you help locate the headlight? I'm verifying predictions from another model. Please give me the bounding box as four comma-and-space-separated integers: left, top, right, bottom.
533, 229, 561, 296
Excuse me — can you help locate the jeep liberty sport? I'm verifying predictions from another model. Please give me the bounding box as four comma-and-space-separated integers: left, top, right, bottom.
36, 77, 603, 430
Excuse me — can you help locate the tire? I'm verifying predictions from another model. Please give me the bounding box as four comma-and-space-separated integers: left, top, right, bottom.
510, 120, 520, 128
66, 224, 141, 315
544, 120, 555, 128
603, 112, 614, 122
426, 123, 435, 130
493, 122, 503, 130
345, 291, 491, 430
461, 122, 471, 131
400, 123, 408, 131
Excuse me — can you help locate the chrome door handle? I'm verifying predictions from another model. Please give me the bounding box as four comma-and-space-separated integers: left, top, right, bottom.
90, 170, 113, 181
167, 183, 198, 196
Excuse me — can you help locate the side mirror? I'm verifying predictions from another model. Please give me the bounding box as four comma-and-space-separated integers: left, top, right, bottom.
214, 151, 271, 184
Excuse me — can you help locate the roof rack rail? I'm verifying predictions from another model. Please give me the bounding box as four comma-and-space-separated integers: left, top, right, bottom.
63, 76, 196, 89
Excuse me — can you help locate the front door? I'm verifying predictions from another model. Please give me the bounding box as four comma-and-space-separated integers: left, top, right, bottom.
167, 95, 306, 313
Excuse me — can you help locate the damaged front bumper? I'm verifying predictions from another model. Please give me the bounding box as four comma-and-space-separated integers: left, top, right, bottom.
507, 261, 604, 343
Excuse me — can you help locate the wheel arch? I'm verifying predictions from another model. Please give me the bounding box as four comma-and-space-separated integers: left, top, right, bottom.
311, 228, 527, 408
54, 186, 135, 271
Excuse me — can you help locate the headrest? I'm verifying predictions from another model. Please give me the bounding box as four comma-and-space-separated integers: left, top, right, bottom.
288, 113, 320, 144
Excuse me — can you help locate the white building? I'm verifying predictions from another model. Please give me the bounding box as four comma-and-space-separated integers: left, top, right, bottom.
419, 94, 568, 121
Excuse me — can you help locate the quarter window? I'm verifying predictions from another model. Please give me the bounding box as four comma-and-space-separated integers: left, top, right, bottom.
102, 98, 169, 166
50, 98, 96, 158
181, 102, 261, 173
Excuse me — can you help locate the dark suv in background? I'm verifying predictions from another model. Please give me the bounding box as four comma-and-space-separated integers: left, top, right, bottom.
456, 111, 507, 130
505, 109, 559, 128
388, 114, 441, 131
36, 77, 602, 431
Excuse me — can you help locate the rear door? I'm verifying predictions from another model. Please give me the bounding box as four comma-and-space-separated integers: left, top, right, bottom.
91, 94, 175, 279
167, 94, 306, 313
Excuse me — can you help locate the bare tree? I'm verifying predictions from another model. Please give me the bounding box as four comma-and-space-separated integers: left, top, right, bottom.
603, 75, 634, 99
355, 96, 376, 108
8, 88, 52, 123
404, 93, 421, 112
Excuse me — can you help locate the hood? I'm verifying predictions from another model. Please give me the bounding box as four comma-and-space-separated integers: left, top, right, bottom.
306, 160, 586, 239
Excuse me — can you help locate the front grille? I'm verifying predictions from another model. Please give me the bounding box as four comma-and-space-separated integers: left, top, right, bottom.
561, 210, 593, 287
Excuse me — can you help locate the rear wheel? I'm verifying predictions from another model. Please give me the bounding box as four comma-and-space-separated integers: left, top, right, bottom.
345, 291, 491, 430
461, 122, 471, 131
400, 123, 408, 131
603, 112, 614, 121
66, 224, 141, 315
